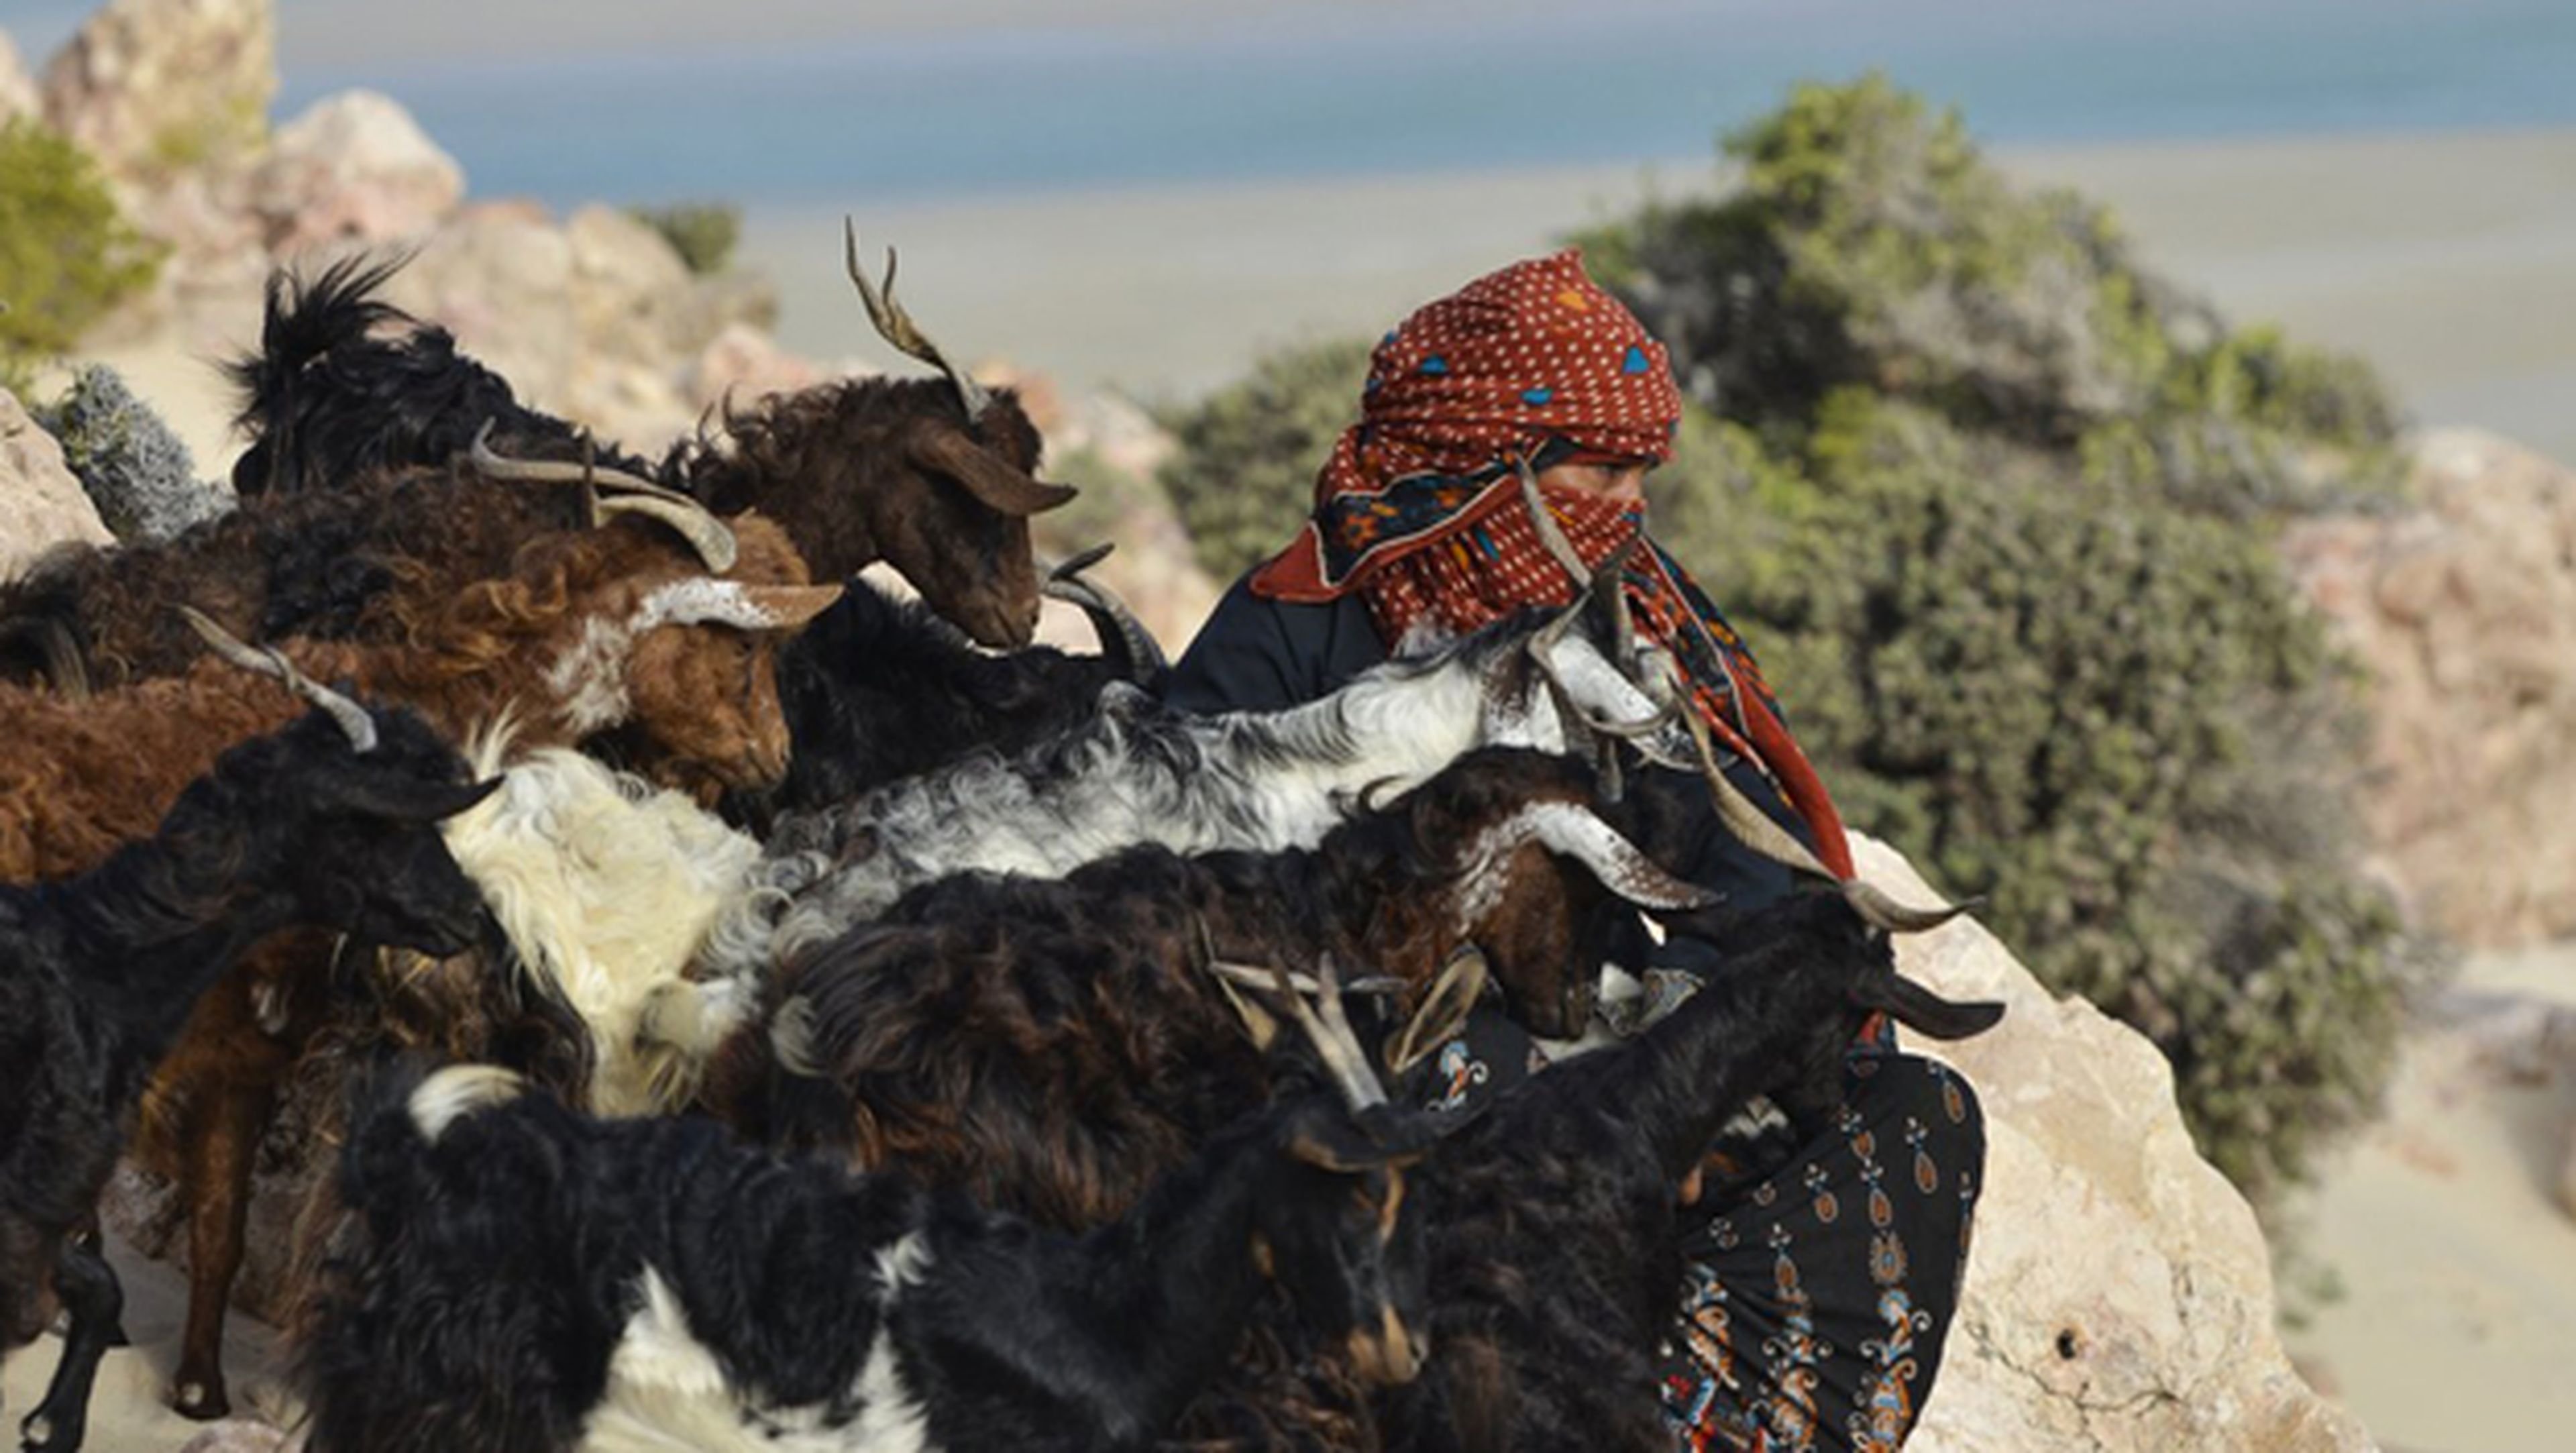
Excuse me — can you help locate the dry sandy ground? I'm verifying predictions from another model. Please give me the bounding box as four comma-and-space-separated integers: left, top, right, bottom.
2278, 943, 2576, 1453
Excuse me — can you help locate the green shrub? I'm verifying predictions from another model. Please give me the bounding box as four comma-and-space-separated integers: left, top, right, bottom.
625, 201, 742, 276
0, 119, 163, 392
1154, 337, 1371, 582
1591, 79, 2437, 1201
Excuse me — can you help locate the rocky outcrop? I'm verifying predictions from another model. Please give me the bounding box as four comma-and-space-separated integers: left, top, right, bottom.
0, 30, 40, 123
0, 386, 115, 580
39, 0, 273, 184
250, 89, 464, 254
1869, 837, 2375, 1452
2283, 429, 2576, 949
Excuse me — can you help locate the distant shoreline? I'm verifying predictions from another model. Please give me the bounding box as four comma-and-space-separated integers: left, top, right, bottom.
738, 127, 2576, 464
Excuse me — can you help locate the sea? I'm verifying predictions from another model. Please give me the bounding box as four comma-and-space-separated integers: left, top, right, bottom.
13, 0, 2573, 210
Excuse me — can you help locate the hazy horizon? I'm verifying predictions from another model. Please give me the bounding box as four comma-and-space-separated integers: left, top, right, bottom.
11, 1, 2576, 207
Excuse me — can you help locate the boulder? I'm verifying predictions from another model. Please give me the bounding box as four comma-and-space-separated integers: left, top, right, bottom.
39, 0, 274, 184
250, 89, 464, 254
2282, 429, 2576, 948
1868, 836, 2375, 1451
0, 30, 39, 123
379, 203, 581, 412
0, 385, 115, 580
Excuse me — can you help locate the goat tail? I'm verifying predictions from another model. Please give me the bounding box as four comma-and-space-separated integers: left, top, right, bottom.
337, 1059, 528, 1222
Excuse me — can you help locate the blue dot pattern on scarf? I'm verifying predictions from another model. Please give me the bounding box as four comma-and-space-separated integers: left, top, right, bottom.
1522, 386, 1554, 407
1421, 355, 1450, 376
1623, 345, 1652, 374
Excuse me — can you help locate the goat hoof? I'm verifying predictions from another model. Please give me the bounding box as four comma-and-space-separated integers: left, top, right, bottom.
172, 1379, 231, 1420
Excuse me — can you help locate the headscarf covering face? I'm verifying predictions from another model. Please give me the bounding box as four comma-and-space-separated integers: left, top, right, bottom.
1250, 250, 1855, 878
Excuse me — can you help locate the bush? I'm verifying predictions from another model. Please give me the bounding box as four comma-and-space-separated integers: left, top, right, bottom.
1594, 79, 2437, 1201
625, 201, 741, 276
1154, 337, 1371, 582
36, 364, 231, 543
0, 118, 163, 392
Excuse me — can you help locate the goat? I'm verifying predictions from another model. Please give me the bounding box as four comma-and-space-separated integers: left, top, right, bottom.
720, 549, 1162, 834
709, 747, 1709, 1230
225, 238, 1075, 647
1, 685, 500, 1453
715, 572, 1708, 984
300, 966, 1440, 1453
1377, 892, 2002, 1452
1, 516, 837, 1421
0, 451, 735, 696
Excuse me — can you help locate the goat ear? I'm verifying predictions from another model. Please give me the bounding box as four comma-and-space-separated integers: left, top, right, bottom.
738, 584, 846, 631
1385, 945, 1487, 1079
329, 773, 504, 824
1286, 1118, 1426, 1173
1864, 975, 2006, 1042
908, 429, 1076, 517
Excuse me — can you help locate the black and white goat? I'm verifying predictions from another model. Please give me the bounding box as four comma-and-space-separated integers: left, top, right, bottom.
710, 747, 1708, 1228
1, 688, 498, 1453
720, 574, 1705, 979
1380, 892, 2004, 1452
301, 966, 1443, 1453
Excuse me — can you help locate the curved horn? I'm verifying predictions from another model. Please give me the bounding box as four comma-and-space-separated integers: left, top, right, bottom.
1512, 802, 1717, 912
179, 605, 379, 753
844, 217, 993, 424
1678, 708, 1964, 931
595, 496, 741, 573
1208, 955, 1390, 1114
1042, 544, 1169, 684
470, 420, 694, 505
1517, 454, 1594, 588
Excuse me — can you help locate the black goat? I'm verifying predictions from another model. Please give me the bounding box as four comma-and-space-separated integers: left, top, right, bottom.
1378, 892, 2002, 1452
720, 557, 1158, 834
0, 698, 499, 1453
301, 969, 1438, 1453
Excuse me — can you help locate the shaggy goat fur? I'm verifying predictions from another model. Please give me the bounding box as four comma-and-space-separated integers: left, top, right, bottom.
718, 576, 1137, 834
1378, 894, 2002, 1452
1, 706, 496, 1453
0, 465, 598, 693
0, 513, 834, 1421
710, 749, 1707, 1230
301, 1062, 1431, 1453
716, 602, 1697, 979
226, 254, 1073, 648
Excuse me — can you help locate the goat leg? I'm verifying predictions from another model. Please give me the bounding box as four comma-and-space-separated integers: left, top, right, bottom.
19, 1235, 121, 1452
169, 1079, 276, 1421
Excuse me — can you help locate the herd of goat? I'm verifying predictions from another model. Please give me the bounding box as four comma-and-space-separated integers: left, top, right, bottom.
0, 233, 2002, 1452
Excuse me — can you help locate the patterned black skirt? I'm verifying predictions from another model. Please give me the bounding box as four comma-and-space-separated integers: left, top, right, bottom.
1655, 1053, 1984, 1453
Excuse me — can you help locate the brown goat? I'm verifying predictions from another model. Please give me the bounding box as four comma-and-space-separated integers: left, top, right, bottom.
223, 246, 1074, 651
0, 512, 839, 1421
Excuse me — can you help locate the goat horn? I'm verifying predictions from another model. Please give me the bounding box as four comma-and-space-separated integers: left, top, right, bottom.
1678, 708, 1963, 932
1516, 455, 1593, 588
595, 496, 741, 573
1207, 956, 1390, 1112
179, 605, 379, 754
1042, 544, 1169, 684
1508, 802, 1716, 912
469, 420, 694, 505
844, 217, 993, 425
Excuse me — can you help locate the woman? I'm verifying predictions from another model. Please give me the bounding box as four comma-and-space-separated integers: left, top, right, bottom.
1163, 250, 1984, 1452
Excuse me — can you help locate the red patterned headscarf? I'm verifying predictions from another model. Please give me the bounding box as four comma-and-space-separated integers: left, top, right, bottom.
1249, 250, 1854, 878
